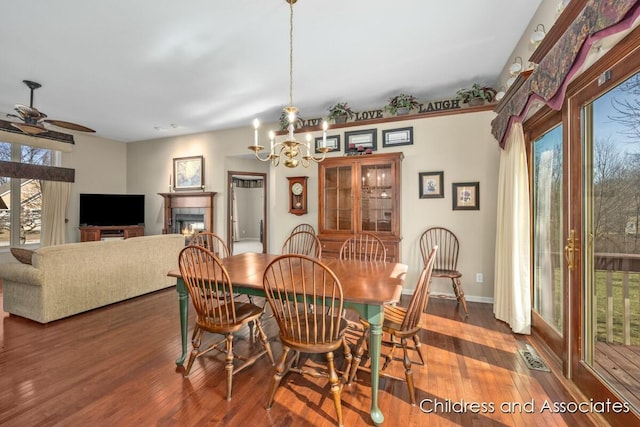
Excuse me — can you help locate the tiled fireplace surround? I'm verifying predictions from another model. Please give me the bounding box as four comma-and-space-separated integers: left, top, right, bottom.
159, 192, 217, 242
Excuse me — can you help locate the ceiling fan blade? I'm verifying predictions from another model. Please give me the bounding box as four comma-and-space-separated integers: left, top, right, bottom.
43, 119, 95, 133
11, 121, 48, 135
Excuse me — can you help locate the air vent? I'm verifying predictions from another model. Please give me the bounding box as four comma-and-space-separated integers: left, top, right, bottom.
518, 344, 550, 372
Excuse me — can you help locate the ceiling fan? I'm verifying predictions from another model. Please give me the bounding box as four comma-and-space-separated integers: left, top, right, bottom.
5, 80, 95, 135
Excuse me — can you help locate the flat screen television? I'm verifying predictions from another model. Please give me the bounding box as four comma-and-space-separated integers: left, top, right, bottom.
79, 193, 145, 227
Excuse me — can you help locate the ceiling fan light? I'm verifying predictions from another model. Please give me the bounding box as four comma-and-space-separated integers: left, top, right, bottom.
11, 122, 48, 135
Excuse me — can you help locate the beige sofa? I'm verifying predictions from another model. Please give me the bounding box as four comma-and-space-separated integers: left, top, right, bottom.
1, 234, 185, 323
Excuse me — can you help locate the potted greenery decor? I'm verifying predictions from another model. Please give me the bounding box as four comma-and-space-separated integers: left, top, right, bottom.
278, 110, 304, 131
327, 102, 355, 124
456, 83, 497, 106
384, 93, 421, 115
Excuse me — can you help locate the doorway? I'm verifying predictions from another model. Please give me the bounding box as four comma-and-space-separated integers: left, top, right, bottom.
227, 171, 267, 255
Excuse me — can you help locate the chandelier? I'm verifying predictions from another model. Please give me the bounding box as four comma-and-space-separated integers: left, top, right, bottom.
248, 0, 329, 168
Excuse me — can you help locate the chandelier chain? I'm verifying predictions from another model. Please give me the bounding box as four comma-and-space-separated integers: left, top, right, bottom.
289, 0, 294, 108
248, 0, 329, 168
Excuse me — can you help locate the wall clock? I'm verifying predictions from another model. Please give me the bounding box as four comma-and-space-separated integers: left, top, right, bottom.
287, 176, 308, 215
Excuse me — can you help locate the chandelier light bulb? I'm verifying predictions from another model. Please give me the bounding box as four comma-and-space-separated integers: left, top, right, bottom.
253, 119, 259, 146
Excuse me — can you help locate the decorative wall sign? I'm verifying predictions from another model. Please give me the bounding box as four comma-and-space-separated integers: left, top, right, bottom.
419, 171, 444, 199
274, 96, 464, 135
315, 135, 340, 153
418, 99, 461, 113
452, 181, 479, 210
382, 127, 413, 147
173, 156, 204, 190
354, 109, 384, 121
300, 117, 325, 128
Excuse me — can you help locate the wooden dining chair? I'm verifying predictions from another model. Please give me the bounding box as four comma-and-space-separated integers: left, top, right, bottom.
348, 245, 437, 405
189, 231, 253, 302
178, 245, 274, 401
281, 230, 322, 258
262, 254, 353, 427
189, 231, 230, 259
290, 223, 316, 235
419, 227, 468, 315
339, 232, 387, 262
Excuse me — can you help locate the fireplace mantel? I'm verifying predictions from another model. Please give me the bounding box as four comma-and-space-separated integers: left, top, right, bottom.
158, 191, 217, 235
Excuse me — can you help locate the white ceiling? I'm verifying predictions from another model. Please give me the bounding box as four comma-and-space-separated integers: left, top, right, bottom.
0, 0, 542, 143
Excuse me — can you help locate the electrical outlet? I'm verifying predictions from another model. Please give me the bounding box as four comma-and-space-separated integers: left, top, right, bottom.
476, 273, 484, 283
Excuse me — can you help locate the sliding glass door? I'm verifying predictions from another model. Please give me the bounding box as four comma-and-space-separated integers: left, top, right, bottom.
576, 69, 640, 413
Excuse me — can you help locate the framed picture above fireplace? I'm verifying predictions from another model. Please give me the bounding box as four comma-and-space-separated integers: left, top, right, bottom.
173, 156, 204, 190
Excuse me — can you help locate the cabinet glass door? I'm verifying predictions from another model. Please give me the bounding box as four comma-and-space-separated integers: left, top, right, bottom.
361, 163, 393, 233
323, 165, 353, 231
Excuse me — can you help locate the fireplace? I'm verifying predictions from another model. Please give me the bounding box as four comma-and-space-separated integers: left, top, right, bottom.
173, 210, 205, 241
159, 191, 217, 242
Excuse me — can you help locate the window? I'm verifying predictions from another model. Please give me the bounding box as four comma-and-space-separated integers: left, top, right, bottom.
0, 141, 60, 248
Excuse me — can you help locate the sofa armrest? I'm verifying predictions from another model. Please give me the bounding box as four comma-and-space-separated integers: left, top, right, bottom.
0, 263, 44, 287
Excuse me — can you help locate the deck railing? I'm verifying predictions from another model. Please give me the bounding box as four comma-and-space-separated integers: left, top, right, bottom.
594, 253, 640, 346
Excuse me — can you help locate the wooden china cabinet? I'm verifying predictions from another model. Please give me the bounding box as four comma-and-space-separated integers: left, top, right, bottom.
318, 152, 403, 261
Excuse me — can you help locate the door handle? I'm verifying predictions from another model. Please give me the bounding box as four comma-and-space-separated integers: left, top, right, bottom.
564, 229, 576, 271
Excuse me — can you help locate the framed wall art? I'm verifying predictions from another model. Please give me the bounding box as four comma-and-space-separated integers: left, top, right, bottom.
345, 128, 377, 153
382, 126, 413, 147
419, 171, 444, 199
452, 181, 479, 210
315, 135, 341, 153
173, 155, 204, 190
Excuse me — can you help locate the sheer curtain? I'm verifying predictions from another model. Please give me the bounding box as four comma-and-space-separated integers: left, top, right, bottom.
41, 180, 71, 246
493, 122, 531, 334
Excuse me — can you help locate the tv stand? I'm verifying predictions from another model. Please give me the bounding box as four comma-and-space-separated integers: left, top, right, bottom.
79, 225, 144, 242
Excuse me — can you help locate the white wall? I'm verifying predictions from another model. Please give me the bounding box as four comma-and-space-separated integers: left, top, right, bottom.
126, 126, 262, 238
126, 109, 500, 301
65, 133, 128, 242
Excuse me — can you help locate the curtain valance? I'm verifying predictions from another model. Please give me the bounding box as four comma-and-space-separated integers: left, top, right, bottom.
491, 0, 640, 148
0, 160, 75, 183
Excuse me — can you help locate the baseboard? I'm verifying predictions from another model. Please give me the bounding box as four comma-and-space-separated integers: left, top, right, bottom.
401, 288, 494, 304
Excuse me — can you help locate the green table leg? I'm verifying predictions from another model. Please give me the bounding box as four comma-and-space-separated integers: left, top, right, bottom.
349, 302, 385, 426
176, 278, 188, 366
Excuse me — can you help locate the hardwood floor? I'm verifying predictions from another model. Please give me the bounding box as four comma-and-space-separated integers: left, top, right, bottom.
0, 283, 611, 426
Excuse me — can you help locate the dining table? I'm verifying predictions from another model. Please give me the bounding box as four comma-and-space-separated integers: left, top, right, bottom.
168, 252, 408, 426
